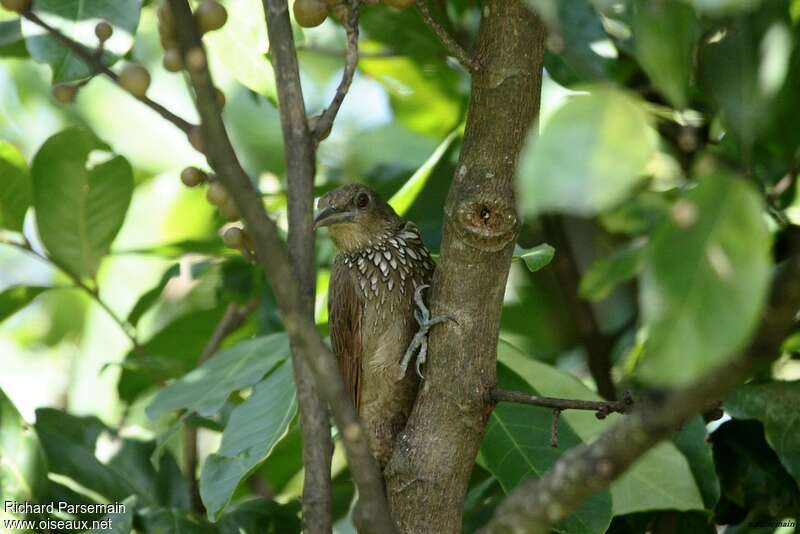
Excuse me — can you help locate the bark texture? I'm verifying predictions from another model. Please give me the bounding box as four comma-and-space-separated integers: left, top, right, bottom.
384, 3, 546, 532
263, 2, 334, 531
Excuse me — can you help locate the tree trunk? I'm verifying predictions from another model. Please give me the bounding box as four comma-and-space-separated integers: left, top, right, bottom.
384, 2, 546, 532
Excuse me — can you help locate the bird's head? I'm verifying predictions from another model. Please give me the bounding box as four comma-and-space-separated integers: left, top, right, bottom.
314, 184, 400, 252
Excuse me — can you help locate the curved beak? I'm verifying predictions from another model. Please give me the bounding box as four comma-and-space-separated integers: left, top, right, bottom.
314, 207, 357, 229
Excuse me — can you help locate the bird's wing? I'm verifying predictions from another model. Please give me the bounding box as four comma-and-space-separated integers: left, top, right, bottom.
329, 260, 363, 413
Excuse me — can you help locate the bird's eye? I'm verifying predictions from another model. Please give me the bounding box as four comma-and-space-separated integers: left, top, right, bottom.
355, 192, 370, 208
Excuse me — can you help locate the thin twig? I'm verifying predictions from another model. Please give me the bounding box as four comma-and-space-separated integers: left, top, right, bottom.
184, 300, 259, 513
198, 300, 259, 364
311, 0, 360, 143
0, 237, 139, 348
416, 0, 478, 72
550, 409, 561, 448
492, 388, 633, 419
22, 10, 194, 135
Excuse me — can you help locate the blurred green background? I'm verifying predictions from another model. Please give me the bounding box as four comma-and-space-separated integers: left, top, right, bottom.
2, 0, 800, 532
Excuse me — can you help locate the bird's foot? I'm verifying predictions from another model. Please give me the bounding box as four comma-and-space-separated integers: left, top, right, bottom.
397, 285, 457, 380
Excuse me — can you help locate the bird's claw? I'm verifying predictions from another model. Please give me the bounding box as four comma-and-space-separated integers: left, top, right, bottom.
396, 285, 457, 381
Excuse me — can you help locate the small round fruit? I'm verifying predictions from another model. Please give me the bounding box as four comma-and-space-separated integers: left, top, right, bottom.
294, 0, 328, 28
95, 21, 113, 43
188, 126, 205, 153
163, 48, 183, 72
206, 182, 229, 206
222, 226, 245, 248
119, 64, 151, 98
219, 199, 240, 221
0, 0, 31, 13
384, 0, 415, 7
180, 167, 207, 187
185, 47, 206, 72
52, 84, 78, 104
195, 0, 228, 34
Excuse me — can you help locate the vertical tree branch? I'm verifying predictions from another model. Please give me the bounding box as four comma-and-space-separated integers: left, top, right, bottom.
166, 1, 395, 531
540, 215, 617, 400
384, 3, 546, 532
262, 1, 333, 531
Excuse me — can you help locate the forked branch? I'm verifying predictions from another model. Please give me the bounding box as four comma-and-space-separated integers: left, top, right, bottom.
22, 11, 193, 134
310, 0, 360, 142
416, 0, 478, 71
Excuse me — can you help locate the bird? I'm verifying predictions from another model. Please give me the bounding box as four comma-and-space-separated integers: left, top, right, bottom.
315, 183, 438, 468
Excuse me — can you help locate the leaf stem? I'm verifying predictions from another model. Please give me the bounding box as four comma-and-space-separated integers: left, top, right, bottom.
0, 237, 139, 348
21, 10, 194, 135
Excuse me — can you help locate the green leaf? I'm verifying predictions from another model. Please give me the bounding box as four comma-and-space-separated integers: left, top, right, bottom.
389, 128, 459, 217
204, 0, 276, 102
35, 409, 188, 507
0, 18, 28, 58
481, 364, 613, 534
599, 190, 671, 236
711, 420, 800, 521
117, 307, 225, 403
0, 286, 50, 324
672, 417, 721, 509
126, 263, 181, 327
113, 239, 229, 258
690, 0, 764, 15
518, 88, 657, 216
610, 443, 708, 516
0, 388, 48, 517
34, 409, 124, 500
146, 333, 290, 419
579, 239, 646, 301
498, 341, 706, 515
32, 127, 134, 279
639, 174, 771, 384
20, 0, 141, 83
256, 420, 304, 494
513, 243, 555, 273
0, 18, 22, 47
216, 499, 302, 534
359, 48, 463, 138
524, 0, 612, 83
139, 507, 217, 533
631, 0, 699, 108
89, 495, 136, 534
725, 380, 800, 485
696, 6, 791, 146
200, 360, 297, 520
0, 141, 31, 232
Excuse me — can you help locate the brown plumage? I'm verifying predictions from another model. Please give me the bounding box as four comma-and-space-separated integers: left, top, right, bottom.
316, 184, 434, 467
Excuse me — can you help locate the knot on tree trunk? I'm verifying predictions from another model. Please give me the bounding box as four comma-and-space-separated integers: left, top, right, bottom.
452, 191, 518, 252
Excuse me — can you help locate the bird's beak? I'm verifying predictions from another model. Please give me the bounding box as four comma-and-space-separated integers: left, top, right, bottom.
314, 207, 357, 229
